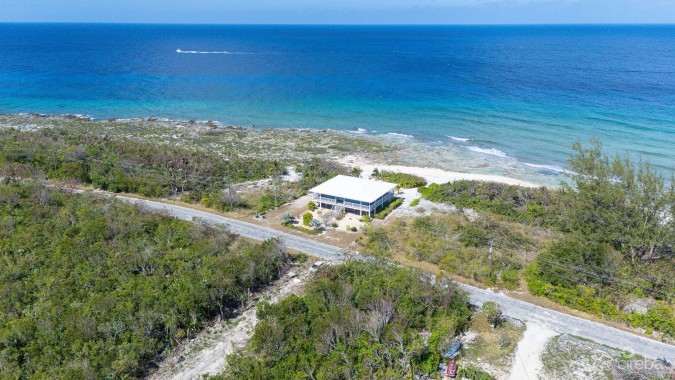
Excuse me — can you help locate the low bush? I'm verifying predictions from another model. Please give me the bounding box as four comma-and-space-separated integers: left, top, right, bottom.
302, 212, 313, 226
373, 170, 427, 188
280, 213, 295, 225
457, 365, 494, 380
284, 223, 322, 235
373, 198, 403, 219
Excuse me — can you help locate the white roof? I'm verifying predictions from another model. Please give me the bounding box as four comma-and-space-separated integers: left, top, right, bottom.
309, 175, 396, 204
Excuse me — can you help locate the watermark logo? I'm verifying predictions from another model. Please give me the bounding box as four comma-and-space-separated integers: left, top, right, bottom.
615, 358, 674, 379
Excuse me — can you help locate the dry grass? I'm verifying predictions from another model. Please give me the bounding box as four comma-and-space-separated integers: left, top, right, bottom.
461, 313, 525, 376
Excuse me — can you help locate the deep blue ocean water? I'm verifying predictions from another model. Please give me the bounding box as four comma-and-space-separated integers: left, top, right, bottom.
0, 24, 673, 179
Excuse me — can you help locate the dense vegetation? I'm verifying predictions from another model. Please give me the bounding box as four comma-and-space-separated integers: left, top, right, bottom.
0, 128, 348, 213
527, 140, 675, 336
0, 181, 290, 378
419, 181, 557, 225
0, 127, 277, 198
373, 169, 427, 189
212, 261, 472, 379
407, 140, 675, 337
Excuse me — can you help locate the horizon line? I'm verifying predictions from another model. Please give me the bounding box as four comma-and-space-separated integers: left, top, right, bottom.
1, 21, 675, 26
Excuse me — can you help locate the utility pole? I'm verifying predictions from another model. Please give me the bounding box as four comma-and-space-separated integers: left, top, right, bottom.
488, 240, 494, 263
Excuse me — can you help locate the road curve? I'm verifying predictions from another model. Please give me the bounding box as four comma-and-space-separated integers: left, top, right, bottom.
116, 195, 675, 362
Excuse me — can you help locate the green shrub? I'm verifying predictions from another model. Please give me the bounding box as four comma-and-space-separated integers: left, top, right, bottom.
410, 197, 421, 207
459, 226, 490, 247
482, 301, 504, 328
457, 365, 494, 380
281, 213, 295, 225
374, 198, 403, 219
302, 212, 313, 226
284, 223, 321, 235
373, 170, 427, 188
309, 218, 322, 230
360, 214, 371, 223
307, 200, 316, 211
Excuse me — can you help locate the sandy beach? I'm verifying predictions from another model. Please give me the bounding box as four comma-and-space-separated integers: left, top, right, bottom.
337, 154, 542, 188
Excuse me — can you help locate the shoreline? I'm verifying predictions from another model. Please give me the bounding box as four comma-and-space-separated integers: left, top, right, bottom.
1, 112, 554, 188
338, 154, 542, 188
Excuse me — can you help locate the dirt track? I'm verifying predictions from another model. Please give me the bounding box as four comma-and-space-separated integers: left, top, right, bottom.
148, 268, 309, 380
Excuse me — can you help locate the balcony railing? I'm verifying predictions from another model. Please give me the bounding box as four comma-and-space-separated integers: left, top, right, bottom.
312, 191, 395, 213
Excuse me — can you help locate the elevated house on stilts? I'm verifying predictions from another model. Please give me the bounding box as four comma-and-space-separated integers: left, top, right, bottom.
309, 175, 397, 217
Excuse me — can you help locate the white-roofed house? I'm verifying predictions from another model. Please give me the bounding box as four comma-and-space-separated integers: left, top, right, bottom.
308, 175, 397, 217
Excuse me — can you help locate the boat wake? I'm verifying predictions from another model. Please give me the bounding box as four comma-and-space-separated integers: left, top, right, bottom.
176, 48, 257, 54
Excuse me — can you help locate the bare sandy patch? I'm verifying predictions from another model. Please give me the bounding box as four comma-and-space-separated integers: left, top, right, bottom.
508, 322, 558, 380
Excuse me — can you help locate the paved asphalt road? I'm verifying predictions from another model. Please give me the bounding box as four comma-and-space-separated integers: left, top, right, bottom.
117, 195, 675, 362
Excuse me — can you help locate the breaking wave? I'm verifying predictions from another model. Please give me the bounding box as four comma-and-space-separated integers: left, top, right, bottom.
466, 146, 509, 158
387, 132, 413, 138
523, 162, 572, 174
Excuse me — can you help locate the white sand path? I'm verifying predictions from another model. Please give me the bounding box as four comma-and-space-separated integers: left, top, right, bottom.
508, 322, 558, 380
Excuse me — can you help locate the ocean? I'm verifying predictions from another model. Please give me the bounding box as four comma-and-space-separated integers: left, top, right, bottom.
0, 23, 673, 184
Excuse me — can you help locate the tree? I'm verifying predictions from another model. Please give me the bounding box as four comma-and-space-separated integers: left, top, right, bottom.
481, 301, 503, 328
320, 211, 332, 225
563, 139, 674, 264
217, 261, 472, 379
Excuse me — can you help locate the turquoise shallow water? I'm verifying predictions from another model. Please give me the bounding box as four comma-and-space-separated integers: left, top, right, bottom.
0, 24, 673, 183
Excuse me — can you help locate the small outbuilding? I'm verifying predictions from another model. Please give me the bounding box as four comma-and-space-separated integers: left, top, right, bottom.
309, 175, 397, 216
